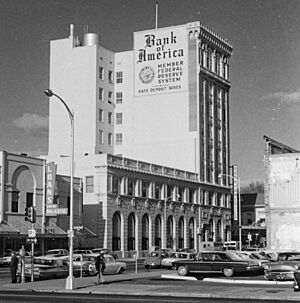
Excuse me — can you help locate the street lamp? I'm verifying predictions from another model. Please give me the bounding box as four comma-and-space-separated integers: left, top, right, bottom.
219, 173, 241, 250
44, 89, 74, 290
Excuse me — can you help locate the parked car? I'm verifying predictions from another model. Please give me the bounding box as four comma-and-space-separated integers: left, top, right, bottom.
144, 251, 169, 269
91, 248, 117, 258
161, 252, 196, 269
173, 251, 262, 277
59, 253, 98, 276
44, 249, 68, 257
264, 251, 300, 281
73, 249, 93, 255
16, 256, 71, 281
89, 254, 126, 275
234, 251, 271, 268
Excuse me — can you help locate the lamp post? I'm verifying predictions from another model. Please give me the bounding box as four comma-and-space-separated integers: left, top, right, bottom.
44, 89, 74, 290
219, 173, 241, 250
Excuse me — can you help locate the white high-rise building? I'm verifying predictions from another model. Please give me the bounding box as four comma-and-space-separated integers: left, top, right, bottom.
47, 22, 234, 253
48, 22, 232, 185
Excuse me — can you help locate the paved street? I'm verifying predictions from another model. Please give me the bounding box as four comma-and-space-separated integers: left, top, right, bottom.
1, 263, 300, 302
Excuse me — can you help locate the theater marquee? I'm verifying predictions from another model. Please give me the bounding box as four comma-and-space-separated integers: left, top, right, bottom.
134, 25, 188, 96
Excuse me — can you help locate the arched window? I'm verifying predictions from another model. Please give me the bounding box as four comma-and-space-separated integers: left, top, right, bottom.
189, 218, 195, 249
155, 215, 162, 247
167, 216, 174, 248
112, 212, 121, 251
178, 217, 185, 249
128, 213, 135, 251
216, 219, 222, 242
142, 214, 149, 250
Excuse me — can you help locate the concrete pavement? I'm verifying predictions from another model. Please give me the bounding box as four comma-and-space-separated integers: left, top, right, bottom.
3, 267, 300, 302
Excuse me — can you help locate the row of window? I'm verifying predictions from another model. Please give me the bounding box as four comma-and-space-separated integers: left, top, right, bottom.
85, 175, 230, 208
98, 130, 123, 145
99, 67, 123, 84
98, 110, 122, 125
98, 89, 123, 104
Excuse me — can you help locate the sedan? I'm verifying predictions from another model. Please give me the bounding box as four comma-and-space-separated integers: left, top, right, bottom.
89, 254, 126, 275
144, 251, 169, 269
17, 256, 70, 281
264, 251, 300, 281
173, 251, 262, 277
161, 252, 196, 269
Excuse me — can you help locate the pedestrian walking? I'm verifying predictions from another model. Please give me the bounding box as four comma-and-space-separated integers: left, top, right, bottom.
95, 253, 106, 284
10, 251, 19, 283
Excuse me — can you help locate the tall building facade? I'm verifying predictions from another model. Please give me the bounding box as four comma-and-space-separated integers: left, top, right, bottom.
47, 22, 233, 255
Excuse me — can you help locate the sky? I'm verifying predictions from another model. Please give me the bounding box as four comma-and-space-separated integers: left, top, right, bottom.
1, 0, 300, 185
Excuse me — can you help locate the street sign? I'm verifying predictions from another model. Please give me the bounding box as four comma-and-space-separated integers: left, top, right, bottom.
26, 238, 37, 244
46, 207, 68, 215
28, 229, 36, 238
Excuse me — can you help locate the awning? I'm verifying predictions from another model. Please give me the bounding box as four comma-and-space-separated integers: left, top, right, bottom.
0, 221, 20, 235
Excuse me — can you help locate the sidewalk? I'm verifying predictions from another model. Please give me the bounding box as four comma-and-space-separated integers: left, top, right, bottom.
3, 269, 300, 302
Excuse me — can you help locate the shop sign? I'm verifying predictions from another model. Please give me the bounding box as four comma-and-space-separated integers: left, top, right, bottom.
46, 162, 56, 206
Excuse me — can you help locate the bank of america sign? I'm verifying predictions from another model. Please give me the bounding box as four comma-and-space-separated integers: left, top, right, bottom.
134, 25, 188, 96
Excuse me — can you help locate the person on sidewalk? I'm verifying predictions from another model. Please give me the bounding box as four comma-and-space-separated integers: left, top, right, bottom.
10, 251, 19, 283
95, 253, 106, 284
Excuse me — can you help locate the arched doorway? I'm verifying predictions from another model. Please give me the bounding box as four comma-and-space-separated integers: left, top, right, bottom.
167, 216, 174, 249
189, 218, 195, 249
127, 213, 136, 251
154, 215, 161, 247
178, 217, 185, 249
216, 219, 222, 242
112, 212, 121, 251
142, 214, 149, 250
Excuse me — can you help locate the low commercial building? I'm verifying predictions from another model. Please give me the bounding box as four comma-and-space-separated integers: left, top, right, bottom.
0, 151, 83, 256
264, 136, 300, 250
50, 153, 232, 258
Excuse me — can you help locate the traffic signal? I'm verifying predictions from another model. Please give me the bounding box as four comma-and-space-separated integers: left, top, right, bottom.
24, 206, 36, 223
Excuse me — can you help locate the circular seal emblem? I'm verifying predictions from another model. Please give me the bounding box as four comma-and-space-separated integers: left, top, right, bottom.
139, 66, 155, 84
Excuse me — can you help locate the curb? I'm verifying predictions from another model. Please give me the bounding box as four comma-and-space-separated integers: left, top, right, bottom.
161, 273, 294, 285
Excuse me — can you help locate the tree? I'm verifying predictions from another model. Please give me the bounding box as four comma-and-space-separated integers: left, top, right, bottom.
241, 181, 264, 194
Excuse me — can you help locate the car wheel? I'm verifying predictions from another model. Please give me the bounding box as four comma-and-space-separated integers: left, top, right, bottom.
223, 268, 234, 277
177, 266, 188, 276
117, 267, 125, 274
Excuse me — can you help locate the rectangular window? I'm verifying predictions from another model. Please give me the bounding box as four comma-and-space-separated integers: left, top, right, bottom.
108, 91, 113, 102
116, 133, 123, 145
108, 132, 113, 145
86, 176, 94, 193
108, 175, 122, 194
108, 70, 113, 83
116, 92, 123, 104
154, 183, 161, 199
99, 67, 104, 80
12, 191, 19, 213
116, 71, 123, 83
141, 181, 150, 198
99, 88, 103, 101
108, 112, 113, 125
127, 178, 135, 196
116, 112, 122, 124
99, 130, 104, 144
99, 109, 103, 122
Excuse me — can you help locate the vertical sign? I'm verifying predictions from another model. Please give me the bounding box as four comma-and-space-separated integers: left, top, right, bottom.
232, 165, 238, 221
46, 162, 57, 206
134, 25, 188, 96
